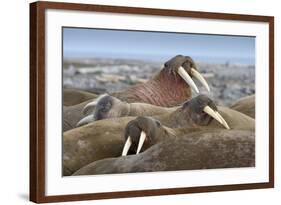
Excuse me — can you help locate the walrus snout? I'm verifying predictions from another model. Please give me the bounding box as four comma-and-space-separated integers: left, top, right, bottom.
122, 117, 166, 156
77, 94, 128, 127
164, 55, 210, 93
92, 95, 114, 120
82, 94, 109, 115
164, 55, 195, 74
77, 94, 114, 127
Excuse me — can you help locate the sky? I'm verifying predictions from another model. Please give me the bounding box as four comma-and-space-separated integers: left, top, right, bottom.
63, 27, 255, 65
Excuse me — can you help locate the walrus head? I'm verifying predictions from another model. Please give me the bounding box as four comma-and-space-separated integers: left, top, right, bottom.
121, 116, 173, 156
179, 94, 229, 127
121, 95, 230, 156
160, 55, 210, 93
76, 94, 129, 127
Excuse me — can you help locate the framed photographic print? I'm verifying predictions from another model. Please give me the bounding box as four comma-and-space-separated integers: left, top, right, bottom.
30, 1, 274, 203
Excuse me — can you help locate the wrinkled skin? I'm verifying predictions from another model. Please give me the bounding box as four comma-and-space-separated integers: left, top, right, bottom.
230, 95, 255, 118
63, 88, 97, 106
69, 55, 203, 109
73, 129, 255, 175
111, 55, 198, 107
63, 95, 254, 175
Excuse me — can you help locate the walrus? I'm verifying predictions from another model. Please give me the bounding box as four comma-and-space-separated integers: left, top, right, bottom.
76, 94, 178, 127
63, 95, 252, 175
73, 129, 255, 175
230, 94, 255, 118
82, 55, 210, 108
63, 88, 97, 106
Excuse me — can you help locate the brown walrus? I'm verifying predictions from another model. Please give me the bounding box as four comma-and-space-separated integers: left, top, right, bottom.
63, 95, 253, 176
76, 94, 178, 127
73, 129, 255, 175
230, 94, 255, 118
81, 55, 210, 108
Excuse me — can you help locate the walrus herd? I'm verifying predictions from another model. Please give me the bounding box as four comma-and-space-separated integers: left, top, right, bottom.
63, 55, 255, 176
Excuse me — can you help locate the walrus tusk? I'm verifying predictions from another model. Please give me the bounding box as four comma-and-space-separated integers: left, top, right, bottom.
122, 136, 132, 156
191, 68, 210, 92
82, 101, 97, 115
203, 105, 224, 126
76, 115, 94, 127
136, 131, 147, 154
216, 111, 230, 129
177, 66, 199, 93
203, 106, 229, 129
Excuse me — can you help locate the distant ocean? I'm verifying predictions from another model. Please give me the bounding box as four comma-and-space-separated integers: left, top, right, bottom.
64, 51, 255, 66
